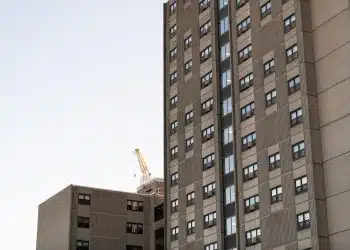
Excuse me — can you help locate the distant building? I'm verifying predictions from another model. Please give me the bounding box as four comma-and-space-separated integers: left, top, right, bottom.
36, 179, 165, 250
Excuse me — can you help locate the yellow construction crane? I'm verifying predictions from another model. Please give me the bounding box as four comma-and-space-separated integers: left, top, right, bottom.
133, 148, 151, 186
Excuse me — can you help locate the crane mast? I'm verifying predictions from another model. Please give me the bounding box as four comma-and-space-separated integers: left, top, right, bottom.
133, 148, 151, 186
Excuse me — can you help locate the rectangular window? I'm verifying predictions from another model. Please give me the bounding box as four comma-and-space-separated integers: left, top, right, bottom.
220, 16, 229, 35
204, 211, 217, 228
170, 172, 178, 186
202, 98, 214, 114
245, 195, 259, 213
169, 2, 176, 16
269, 152, 280, 171
242, 132, 256, 151
187, 192, 195, 206
170, 24, 177, 38
202, 125, 214, 142
76, 240, 89, 250
290, 108, 303, 126
237, 16, 251, 36
170, 95, 178, 110
127, 200, 144, 212
226, 216, 237, 236
185, 137, 194, 152
221, 70, 231, 89
261, 1, 272, 19
201, 71, 213, 89
126, 223, 143, 234
286, 44, 298, 63
171, 199, 178, 213
200, 20, 211, 37
184, 60, 193, 74
223, 126, 233, 144
199, 0, 210, 13
271, 185, 283, 204
169, 47, 177, 62
222, 97, 232, 116
126, 246, 142, 250
171, 226, 179, 241
288, 75, 301, 94
200, 45, 212, 63
265, 89, 277, 107
219, 0, 228, 9
224, 154, 234, 174
77, 217, 90, 229
246, 228, 261, 246
243, 163, 258, 182
220, 42, 230, 61
264, 58, 275, 77
170, 120, 178, 135
295, 176, 308, 195
239, 72, 253, 91
203, 182, 216, 199
170, 71, 178, 85
297, 211, 310, 230
203, 153, 215, 170
78, 193, 91, 205
284, 14, 296, 33
236, 0, 248, 9
184, 35, 192, 50
154, 204, 164, 222
170, 145, 178, 160
238, 44, 252, 64
205, 242, 218, 250
225, 185, 235, 205
293, 141, 305, 160
187, 220, 195, 235
185, 110, 194, 125
241, 102, 255, 121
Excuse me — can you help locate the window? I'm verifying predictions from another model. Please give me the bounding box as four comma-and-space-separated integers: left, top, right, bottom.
187, 220, 195, 235
200, 20, 211, 37
223, 126, 233, 144
290, 108, 303, 126
237, 16, 251, 36
169, 2, 176, 16
269, 152, 280, 171
297, 211, 310, 230
243, 163, 258, 181
219, 0, 228, 9
261, 1, 272, 19
221, 70, 231, 89
265, 89, 277, 107
200, 45, 212, 63
288, 75, 301, 94
184, 35, 192, 50
284, 14, 296, 33
170, 172, 178, 186
126, 223, 143, 234
77, 217, 90, 229
185, 110, 194, 125
222, 97, 232, 116
199, 0, 210, 13
271, 185, 282, 203
187, 192, 195, 206
220, 16, 229, 35
241, 102, 255, 121
293, 141, 305, 160
236, 0, 248, 9
220, 42, 230, 61
295, 176, 308, 195
224, 154, 234, 174
226, 216, 236, 236
127, 200, 144, 212
242, 132, 256, 151
170, 120, 178, 135
169, 47, 177, 62
225, 185, 235, 205
171, 199, 178, 213
239, 72, 253, 91
205, 242, 218, 250
170, 24, 177, 38
154, 204, 164, 222
201, 71, 213, 88
204, 182, 216, 199
78, 193, 91, 205
202, 125, 214, 142
126, 246, 142, 250
246, 228, 261, 246
245, 195, 259, 213
202, 98, 214, 114
203, 153, 215, 170
170, 71, 178, 85
76, 240, 89, 250
286, 44, 298, 63
171, 226, 179, 241
170, 146, 178, 160
238, 44, 252, 63
184, 60, 192, 74
170, 95, 178, 109
264, 59, 275, 77
185, 137, 194, 152
204, 211, 216, 228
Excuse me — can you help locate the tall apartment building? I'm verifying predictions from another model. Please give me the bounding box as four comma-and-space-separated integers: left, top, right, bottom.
36, 179, 165, 250
163, 0, 349, 250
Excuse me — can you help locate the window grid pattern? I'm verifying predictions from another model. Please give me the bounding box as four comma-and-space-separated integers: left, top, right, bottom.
245, 195, 259, 213
201, 71, 213, 89
237, 16, 251, 36
240, 72, 253, 91
204, 182, 216, 199
242, 132, 256, 151
204, 211, 217, 228
246, 228, 261, 246
200, 20, 211, 37
203, 153, 215, 169
243, 163, 258, 181
241, 102, 255, 121
238, 44, 252, 64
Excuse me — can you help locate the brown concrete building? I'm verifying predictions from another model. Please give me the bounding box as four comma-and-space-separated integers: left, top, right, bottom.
163, 0, 349, 250
36, 179, 165, 250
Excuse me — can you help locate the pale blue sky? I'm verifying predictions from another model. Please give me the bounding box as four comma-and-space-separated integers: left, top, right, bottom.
0, 1, 164, 248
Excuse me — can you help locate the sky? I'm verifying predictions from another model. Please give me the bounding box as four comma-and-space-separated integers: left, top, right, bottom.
0, 1, 164, 248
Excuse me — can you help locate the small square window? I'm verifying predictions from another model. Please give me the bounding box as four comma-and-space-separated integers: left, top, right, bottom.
292, 141, 305, 160
295, 176, 308, 195
199, 0, 210, 13
265, 89, 277, 107
264, 59, 275, 77
200, 20, 211, 37
288, 75, 301, 94
239, 72, 253, 91
297, 211, 310, 230
78, 193, 91, 205
237, 16, 251, 36
271, 185, 282, 204
286, 44, 298, 63
261, 1, 272, 19
284, 14, 296, 33
268, 152, 280, 171
244, 195, 259, 213
243, 163, 258, 182
290, 108, 303, 126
